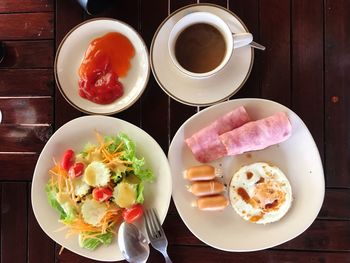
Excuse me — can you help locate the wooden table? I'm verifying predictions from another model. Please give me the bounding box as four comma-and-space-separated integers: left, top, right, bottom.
1, 0, 349, 262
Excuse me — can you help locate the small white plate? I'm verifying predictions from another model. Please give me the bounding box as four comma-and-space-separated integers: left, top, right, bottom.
150, 4, 254, 106
55, 18, 150, 115
31, 116, 172, 261
168, 98, 324, 251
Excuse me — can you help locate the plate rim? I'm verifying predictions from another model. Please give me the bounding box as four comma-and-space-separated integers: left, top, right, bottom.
31, 115, 172, 261
54, 17, 150, 115
168, 98, 325, 252
150, 3, 255, 107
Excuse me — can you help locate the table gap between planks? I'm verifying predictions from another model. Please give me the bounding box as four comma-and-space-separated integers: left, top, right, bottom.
0, 0, 349, 262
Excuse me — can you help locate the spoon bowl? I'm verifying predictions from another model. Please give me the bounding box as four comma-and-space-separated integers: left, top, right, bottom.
118, 222, 150, 263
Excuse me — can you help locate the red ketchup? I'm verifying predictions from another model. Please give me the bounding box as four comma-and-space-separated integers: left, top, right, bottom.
78, 32, 135, 104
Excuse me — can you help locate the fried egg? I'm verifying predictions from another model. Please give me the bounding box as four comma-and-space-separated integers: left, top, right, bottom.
229, 162, 292, 224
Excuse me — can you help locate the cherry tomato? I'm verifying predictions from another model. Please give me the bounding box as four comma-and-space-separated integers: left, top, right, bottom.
61, 149, 75, 171
92, 187, 113, 202
122, 204, 143, 223
68, 162, 85, 178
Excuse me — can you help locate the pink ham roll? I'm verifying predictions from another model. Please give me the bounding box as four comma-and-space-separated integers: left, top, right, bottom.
219, 112, 292, 156
185, 106, 251, 163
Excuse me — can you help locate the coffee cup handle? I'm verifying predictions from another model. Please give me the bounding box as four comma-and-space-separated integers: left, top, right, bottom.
232, 33, 253, 49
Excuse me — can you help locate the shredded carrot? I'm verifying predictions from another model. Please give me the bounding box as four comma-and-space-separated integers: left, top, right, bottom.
48, 130, 145, 246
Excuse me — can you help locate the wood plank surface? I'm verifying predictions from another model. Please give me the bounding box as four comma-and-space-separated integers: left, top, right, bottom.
28, 184, 55, 263
0, 40, 53, 69
0, 0, 54, 13
291, 0, 324, 161
0, 0, 347, 262
54, 0, 83, 129
260, 0, 291, 106
163, 214, 350, 251
0, 13, 53, 40
140, 0, 169, 150
229, 0, 261, 98
0, 69, 53, 96
0, 98, 52, 124
0, 153, 38, 181
1, 183, 27, 263
200, 0, 227, 7
0, 125, 52, 152
160, 246, 350, 262
325, 0, 350, 187
320, 189, 350, 219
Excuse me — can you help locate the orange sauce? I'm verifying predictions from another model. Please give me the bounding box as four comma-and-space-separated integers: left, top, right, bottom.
78, 32, 135, 104
237, 187, 250, 203
246, 171, 253, 180
250, 213, 265, 222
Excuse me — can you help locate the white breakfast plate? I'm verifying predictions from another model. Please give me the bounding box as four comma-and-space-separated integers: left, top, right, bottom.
168, 98, 325, 251
31, 116, 172, 261
55, 18, 150, 115
150, 4, 254, 106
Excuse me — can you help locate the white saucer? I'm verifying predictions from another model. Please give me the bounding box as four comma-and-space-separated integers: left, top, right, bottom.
150, 4, 254, 106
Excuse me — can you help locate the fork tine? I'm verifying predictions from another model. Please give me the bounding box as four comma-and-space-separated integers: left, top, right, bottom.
148, 209, 158, 237
144, 210, 153, 237
151, 208, 164, 235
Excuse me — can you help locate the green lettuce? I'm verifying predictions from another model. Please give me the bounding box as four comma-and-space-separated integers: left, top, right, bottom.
45, 184, 67, 220
79, 232, 113, 250
136, 182, 144, 203
103, 133, 154, 182
45, 184, 77, 223
118, 133, 154, 182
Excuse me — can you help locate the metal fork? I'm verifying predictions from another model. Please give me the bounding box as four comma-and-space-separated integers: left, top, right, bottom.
144, 209, 173, 263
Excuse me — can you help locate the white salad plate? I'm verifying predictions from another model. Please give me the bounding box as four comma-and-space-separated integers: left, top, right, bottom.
31, 116, 172, 261
168, 98, 325, 251
55, 18, 150, 115
150, 4, 254, 106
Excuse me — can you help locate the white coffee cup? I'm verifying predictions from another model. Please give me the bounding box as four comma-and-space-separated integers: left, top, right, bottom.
168, 12, 253, 78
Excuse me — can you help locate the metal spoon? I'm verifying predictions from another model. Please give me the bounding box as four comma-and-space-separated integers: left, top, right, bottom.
118, 222, 150, 263
250, 41, 266, 50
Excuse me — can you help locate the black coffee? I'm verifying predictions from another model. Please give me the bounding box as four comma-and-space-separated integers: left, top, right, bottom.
175, 23, 226, 73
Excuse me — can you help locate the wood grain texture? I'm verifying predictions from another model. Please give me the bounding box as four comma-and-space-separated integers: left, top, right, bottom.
229, 0, 261, 98
319, 189, 350, 219
1, 183, 27, 263
170, 0, 197, 11
260, 0, 291, 106
28, 184, 55, 263
160, 246, 350, 263
200, 0, 227, 7
0, 153, 38, 181
291, 0, 324, 161
0, 125, 52, 152
162, 213, 350, 251
0, 13, 53, 40
139, 0, 169, 151
325, 0, 350, 187
0, 40, 53, 68
0, 0, 54, 13
0, 69, 53, 96
54, 0, 83, 129
0, 98, 52, 124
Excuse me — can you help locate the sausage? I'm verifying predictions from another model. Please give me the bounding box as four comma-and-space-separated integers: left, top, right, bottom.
192, 195, 229, 211
183, 165, 221, 181
187, 181, 226, 196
